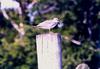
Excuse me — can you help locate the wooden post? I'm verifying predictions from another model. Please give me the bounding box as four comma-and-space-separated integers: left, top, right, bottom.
36, 33, 62, 69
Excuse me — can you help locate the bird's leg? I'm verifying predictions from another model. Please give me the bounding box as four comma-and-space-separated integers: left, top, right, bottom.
49, 29, 53, 33
49, 29, 51, 32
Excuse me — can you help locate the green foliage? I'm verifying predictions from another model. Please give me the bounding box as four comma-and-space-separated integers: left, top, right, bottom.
62, 39, 94, 69
0, 25, 37, 69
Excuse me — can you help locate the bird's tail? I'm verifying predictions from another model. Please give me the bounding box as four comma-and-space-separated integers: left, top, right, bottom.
32, 26, 42, 30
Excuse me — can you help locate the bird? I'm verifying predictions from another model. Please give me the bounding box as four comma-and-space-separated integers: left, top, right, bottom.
35, 18, 60, 31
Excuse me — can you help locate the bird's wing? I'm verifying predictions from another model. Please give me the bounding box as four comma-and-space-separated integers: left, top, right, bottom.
49, 21, 58, 28
37, 20, 51, 27
37, 20, 58, 29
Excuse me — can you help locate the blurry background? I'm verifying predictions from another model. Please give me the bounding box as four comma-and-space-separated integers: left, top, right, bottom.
0, 0, 100, 69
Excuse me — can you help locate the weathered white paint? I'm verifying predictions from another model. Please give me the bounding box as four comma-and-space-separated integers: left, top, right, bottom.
36, 33, 62, 69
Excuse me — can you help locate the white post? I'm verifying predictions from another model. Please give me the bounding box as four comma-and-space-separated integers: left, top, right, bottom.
36, 33, 62, 69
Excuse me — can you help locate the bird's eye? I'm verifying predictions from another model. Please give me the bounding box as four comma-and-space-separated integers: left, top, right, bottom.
57, 22, 59, 24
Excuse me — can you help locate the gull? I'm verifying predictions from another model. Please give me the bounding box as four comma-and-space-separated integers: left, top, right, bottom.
35, 18, 59, 31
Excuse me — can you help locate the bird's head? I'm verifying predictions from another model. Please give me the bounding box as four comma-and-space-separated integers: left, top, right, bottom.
53, 18, 59, 23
